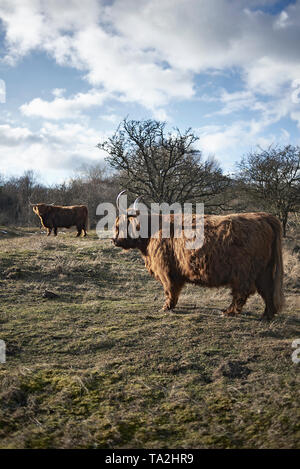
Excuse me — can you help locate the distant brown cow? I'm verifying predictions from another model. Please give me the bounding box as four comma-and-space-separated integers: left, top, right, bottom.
112, 194, 284, 320
32, 203, 88, 237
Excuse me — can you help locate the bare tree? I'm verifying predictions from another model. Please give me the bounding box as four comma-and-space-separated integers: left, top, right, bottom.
98, 119, 229, 208
68, 163, 119, 227
237, 145, 300, 236
0, 166, 119, 228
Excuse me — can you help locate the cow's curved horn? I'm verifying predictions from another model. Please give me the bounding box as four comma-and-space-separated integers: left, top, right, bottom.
133, 196, 142, 211
116, 190, 126, 210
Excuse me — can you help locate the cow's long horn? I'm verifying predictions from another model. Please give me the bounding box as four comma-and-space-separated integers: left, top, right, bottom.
116, 190, 126, 210
133, 196, 142, 211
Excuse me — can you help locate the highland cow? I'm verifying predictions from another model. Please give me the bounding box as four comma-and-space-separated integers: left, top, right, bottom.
32, 203, 88, 237
112, 193, 284, 320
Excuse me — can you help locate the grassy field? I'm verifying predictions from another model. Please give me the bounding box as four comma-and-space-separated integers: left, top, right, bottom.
0, 226, 299, 449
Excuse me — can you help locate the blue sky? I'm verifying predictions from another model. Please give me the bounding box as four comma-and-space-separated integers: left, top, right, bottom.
0, 0, 300, 184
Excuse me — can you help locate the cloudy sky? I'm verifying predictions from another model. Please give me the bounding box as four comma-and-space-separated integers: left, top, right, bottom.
0, 0, 300, 184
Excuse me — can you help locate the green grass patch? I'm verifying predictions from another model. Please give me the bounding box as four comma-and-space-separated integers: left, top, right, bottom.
0, 228, 299, 448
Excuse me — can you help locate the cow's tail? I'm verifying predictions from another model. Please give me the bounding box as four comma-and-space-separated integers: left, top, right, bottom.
268, 216, 285, 313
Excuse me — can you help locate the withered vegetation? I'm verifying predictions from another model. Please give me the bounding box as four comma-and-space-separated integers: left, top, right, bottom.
0, 226, 299, 448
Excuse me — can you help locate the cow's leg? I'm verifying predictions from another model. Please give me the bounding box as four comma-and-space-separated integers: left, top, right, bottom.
222, 299, 236, 316
76, 226, 82, 237
162, 277, 185, 311
47, 228, 52, 236
83, 226, 87, 237
223, 295, 246, 316
255, 267, 276, 320
53, 227, 58, 236
223, 289, 253, 317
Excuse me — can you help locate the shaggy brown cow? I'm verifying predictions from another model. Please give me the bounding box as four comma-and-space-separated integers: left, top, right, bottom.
112, 196, 284, 320
32, 203, 88, 237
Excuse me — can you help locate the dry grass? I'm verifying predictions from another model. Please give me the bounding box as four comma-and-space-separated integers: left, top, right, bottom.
0, 226, 299, 448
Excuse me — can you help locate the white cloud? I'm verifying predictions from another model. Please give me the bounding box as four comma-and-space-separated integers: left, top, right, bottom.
204, 89, 257, 116
197, 115, 294, 172
1, 0, 300, 178
100, 113, 120, 123
244, 57, 300, 96
0, 0, 102, 63
52, 88, 66, 97
203, 80, 300, 134
0, 1, 195, 113
274, 10, 290, 30
0, 121, 107, 182
0, 0, 45, 63
291, 111, 300, 128
2, 0, 299, 115
0, 123, 36, 145
199, 122, 251, 156
69, 24, 194, 110
20, 89, 109, 119
106, 0, 300, 94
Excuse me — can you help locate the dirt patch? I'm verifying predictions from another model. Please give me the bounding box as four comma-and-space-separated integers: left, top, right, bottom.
213, 360, 251, 380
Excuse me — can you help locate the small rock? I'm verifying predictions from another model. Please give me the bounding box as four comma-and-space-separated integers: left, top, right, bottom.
43, 290, 59, 299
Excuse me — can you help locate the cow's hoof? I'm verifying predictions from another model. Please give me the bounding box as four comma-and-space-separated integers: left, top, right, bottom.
260, 314, 274, 322
162, 306, 175, 313
222, 310, 239, 317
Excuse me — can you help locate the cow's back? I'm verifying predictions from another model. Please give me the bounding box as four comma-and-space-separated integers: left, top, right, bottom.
162, 212, 275, 287
49, 205, 87, 227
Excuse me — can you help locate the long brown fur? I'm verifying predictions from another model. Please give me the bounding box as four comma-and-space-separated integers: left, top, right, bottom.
112, 211, 284, 319
32, 204, 88, 237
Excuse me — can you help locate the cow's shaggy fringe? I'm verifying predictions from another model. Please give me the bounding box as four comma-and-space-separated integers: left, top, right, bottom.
113, 212, 284, 319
